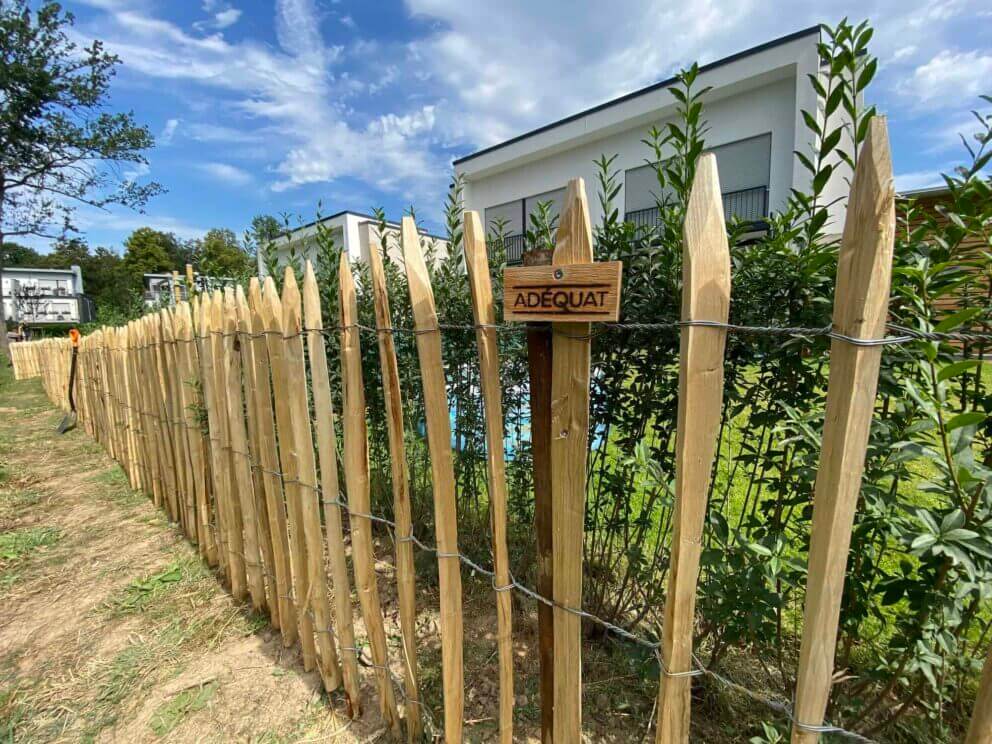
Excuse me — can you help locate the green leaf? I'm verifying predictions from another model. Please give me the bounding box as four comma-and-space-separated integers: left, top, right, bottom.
946, 412, 987, 431
935, 307, 982, 332
937, 360, 982, 382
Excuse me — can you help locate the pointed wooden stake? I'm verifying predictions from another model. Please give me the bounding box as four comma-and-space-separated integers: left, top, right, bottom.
248, 279, 297, 645
551, 178, 594, 743
261, 277, 318, 671
302, 261, 363, 716
339, 255, 402, 738
464, 210, 514, 744
655, 153, 731, 743
403, 215, 465, 742
791, 117, 895, 744
366, 224, 422, 740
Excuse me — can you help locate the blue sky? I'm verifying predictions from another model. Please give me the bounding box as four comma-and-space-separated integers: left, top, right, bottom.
30, 0, 992, 252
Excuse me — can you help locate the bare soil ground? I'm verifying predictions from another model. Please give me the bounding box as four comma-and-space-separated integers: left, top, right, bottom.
0, 368, 763, 742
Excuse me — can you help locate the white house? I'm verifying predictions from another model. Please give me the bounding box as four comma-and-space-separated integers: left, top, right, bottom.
2, 265, 93, 327
143, 272, 238, 307
257, 210, 449, 277
455, 25, 853, 263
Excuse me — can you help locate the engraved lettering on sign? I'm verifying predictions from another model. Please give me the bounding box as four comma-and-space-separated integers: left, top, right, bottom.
502, 261, 623, 323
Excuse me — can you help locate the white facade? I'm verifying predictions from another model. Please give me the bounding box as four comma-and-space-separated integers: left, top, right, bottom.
2, 265, 90, 325
455, 26, 852, 259
257, 210, 449, 278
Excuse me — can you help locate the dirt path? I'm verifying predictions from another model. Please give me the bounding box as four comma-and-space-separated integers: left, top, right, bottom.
0, 369, 386, 743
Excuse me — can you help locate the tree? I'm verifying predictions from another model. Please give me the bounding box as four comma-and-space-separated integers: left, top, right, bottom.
0, 1, 162, 360
1, 241, 43, 267
198, 228, 252, 279
121, 227, 176, 288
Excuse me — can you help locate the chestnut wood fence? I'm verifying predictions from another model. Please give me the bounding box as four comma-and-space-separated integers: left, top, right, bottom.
10, 117, 992, 743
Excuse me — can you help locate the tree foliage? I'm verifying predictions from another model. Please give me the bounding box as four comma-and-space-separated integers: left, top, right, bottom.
0, 0, 161, 355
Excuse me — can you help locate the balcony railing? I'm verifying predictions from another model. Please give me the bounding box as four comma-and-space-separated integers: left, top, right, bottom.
486, 233, 527, 266
625, 185, 769, 229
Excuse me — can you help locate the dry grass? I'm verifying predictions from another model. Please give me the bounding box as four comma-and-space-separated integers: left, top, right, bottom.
0, 365, 779, 743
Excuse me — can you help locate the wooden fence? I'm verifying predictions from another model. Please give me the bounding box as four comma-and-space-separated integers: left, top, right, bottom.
9, 117, 992, 743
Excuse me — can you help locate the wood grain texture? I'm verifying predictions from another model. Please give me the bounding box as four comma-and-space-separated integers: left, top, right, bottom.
502, 261, 623, 322
215, 291, 248, 602
301, 262, 362, 716
196, 295, 226, 572
365, 224, 421, 740
402, 214, 465, 743
464, 210, 514, 744
655, 153, 731, 744
338, 255, 402, 737
791, 118, 896, 744
150, 311, 180, 525
550, 177, 594, 743
247, 279, 297, 645
261, 277, 318, 671
225, 288, 267, 610
236, 288, 278, 616
280, 269, 343, 690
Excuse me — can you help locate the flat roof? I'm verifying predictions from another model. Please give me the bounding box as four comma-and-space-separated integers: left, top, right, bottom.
453, 25, 821, 166
2, 266, 78, 274
280, 209, 447, 242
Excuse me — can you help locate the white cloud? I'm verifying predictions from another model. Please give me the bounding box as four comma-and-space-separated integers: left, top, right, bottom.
904, 49, 992, 107
84, 0, 448, 205
159, 118, 179, 145
197, 162, 254, 186
212, 8, 242, 28
339, 14, 356, 29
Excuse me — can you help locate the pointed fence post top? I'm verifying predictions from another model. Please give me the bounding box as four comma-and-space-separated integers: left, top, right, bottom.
302, 261, 323, 330
402, 214, 436, 326
339, 250, 356, 303
682, 153, 731, 322
834, 116, 895, 339
553, 177, 593, 266
281, 267, 302, 333
463, 210, 487, 271
260, 276, 282, 330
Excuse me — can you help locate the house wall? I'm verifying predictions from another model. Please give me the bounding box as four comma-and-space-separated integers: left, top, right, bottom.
259, 214, 450, 279
456, 28, 856, 238
2, 267, 85, 324
462, 75, 799, 233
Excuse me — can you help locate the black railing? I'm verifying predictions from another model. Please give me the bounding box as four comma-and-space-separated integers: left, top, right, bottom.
487, 233, 527, 266
625, 185, 769, 229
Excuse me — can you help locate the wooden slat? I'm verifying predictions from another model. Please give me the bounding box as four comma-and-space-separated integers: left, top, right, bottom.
176, 302, 215, 562
301, 262, 362, 715
280, 268, 343, 693
464, 210, 514, 744
655, 153, 731, 743
402, 214, 465, 742
791, 117, 896, 744
338, 255, 402, 737
551, 177, 594, 742
213, 290, 248, 602
224, 288, 267, 610
261, 276, 318, 673
236, 287, 279, 618
197, 295, 228, 574
247, 278, 297, 644
366, 224, 422, 739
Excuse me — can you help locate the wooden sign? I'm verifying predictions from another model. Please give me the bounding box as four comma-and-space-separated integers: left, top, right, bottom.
502, 261, 623, 322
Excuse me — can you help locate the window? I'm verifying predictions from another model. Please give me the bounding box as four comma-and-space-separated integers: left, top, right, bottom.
525, 188, 565, 229
624, 133, 772, 222
484, 200, 524, 237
